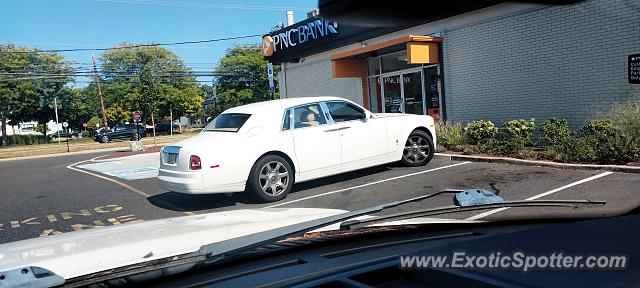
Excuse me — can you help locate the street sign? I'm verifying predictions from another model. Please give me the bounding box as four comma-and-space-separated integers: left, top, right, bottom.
82, 123, 88, 128
267, 63, 274, 92
133, 111, 142, 122
62, 122, 69, 128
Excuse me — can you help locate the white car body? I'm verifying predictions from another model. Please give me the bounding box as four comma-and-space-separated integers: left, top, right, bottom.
0, 208, 475, 282
0, 208, 346, 281
157, 96, 436, 194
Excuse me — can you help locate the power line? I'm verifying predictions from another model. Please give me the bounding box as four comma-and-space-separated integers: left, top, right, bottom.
96, 0, 313, 11
2, 34, 263, 53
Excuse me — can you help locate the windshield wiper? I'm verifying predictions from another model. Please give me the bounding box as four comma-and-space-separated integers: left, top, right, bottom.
60, 189, 606, 287
198, 189, 466, 262
198, 189, 605, 264
339, 199, 606, 230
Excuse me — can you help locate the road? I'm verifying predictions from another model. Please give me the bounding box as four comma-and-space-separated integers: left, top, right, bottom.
1, 151, 639, 244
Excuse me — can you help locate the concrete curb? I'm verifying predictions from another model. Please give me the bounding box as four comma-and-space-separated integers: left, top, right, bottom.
0, 147, 125, 162
435, 153, 640, 174
0, 136, 193, 162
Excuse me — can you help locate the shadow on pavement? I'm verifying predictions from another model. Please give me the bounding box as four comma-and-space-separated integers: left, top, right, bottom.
147, 164, 395, 212
147, 192, 258, 212
291, 165, 393, 193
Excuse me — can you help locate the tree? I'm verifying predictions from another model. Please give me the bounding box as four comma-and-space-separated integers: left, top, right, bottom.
98, 45, 202, 126
214, 44, 279, 111
0, 44, 73, 144
56, 86, 98, 130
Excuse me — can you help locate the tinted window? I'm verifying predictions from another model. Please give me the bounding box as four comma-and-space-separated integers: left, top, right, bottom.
282, 109, 291, 130
325, 102, 365, 122
293, 104, 327, 129
203, 113, 251, 132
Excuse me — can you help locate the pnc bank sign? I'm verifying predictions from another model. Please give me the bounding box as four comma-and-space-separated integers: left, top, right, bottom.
262, 19, 338, 57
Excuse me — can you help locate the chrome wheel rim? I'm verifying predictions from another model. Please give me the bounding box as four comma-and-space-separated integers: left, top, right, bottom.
133, 133, 140, 140
403, 135, 430, 164
102, 136, 108, 143
258, 161, 289, 196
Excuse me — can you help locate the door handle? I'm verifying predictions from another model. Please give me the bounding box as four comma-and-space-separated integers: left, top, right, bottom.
324, 126, 351, 132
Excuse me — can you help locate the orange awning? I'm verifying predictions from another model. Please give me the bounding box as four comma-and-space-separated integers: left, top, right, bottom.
330, 35, 442, 63
331, 35, 441, 78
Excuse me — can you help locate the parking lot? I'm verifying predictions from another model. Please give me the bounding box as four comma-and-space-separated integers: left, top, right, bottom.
1, 151, 639, 244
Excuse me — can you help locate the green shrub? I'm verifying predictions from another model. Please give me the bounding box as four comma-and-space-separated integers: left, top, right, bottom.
539, 118, 573, 146
6, 135, 51, 145
502, 118, 536, 146
602, 100, 640, 149
539, 118, 573, 161
476, 119, 535, 157
80, 131, 91, 138
571, 119, 639, 164
487, 131, 526, 157
436, 121, 466, 150
464, 120, 498, 144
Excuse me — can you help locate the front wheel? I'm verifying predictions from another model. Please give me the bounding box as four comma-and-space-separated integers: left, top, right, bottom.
132, 132, 141, 141
100, 135, 110, 143
401, 130, 434, 167
247, 155, 293, 202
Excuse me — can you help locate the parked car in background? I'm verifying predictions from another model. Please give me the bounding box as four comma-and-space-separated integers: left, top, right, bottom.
94, 123, 147, 143
158, 96, 436, 202
49, 130, 79, 139
154, 122, 180, 134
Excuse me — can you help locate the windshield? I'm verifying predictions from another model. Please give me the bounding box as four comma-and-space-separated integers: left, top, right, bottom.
1, 0, 639, 286
202, 113, 251, 132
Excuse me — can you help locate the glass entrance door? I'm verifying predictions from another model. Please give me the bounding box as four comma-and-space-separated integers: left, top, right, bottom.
402, 71, 424, 115
381, 70, 425, 115
382, 75, 402, 113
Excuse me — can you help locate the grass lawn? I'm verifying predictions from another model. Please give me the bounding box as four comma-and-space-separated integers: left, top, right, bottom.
0, 131, 199, 159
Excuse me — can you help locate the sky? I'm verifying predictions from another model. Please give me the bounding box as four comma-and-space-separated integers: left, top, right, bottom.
0, 0, 317, 86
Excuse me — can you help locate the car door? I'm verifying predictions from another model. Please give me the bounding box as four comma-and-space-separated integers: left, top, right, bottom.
324, 101, 389, 168
112, 125, 127, 139
289, 103, 342, 180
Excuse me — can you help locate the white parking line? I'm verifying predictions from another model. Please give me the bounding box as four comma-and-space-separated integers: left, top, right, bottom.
465, 171, 614, 221
266, 161, 471, 208
67, 158, 195, 216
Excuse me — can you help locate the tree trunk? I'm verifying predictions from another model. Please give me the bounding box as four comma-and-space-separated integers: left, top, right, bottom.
1, 116, 7, 146
151, 111, 156, 146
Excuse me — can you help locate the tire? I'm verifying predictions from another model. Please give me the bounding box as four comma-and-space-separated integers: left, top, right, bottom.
132, 132, 141, 141
247, 154, 293, 202
401, 130, 434, 167
101, 135, 110, 143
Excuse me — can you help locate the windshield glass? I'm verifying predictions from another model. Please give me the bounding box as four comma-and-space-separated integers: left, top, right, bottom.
1, 0, 639, 286
202, 113, 251, 132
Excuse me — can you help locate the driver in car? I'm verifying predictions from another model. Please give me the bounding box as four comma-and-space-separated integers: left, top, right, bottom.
300, 110, 321, 127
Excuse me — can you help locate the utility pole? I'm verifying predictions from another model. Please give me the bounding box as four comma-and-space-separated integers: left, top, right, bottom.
170, 105, 173, 136
53, 97, 61, 147
92, 54, 108, 130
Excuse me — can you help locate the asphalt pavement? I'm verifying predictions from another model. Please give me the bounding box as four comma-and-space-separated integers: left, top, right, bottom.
1, 151, 639, 244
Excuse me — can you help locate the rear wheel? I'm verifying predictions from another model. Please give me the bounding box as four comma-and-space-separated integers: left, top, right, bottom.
401, 130, 434, 167
132, 132, 141, 141
247, 155, 293, 202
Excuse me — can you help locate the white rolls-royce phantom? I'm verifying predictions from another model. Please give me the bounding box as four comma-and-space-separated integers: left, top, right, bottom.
158, 96, 436, 202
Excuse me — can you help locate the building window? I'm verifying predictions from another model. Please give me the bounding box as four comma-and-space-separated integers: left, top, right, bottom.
367, 57, 380, 75
380, 51, 421, 74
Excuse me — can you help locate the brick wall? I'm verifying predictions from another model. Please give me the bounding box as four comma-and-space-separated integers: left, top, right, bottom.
282, 60, 364, 105
442, 0, 640, 129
